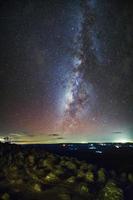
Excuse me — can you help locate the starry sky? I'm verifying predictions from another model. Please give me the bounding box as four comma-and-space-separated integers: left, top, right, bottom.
0, 0, 133, 143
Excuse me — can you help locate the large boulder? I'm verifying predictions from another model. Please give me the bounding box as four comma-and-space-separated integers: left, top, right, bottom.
75, 183, 89, 195
97, 168, 106, 183
1, 193, 10, 200
77, 170, 85, 179
43, 172, 60, 184
32, 183, 42, 192
58, 193, 71, 200
99, 181, 124, 200
85, 171, 94, 182
64, 161, 77, 171
66, 176, 76, 184
128, 173, 133, 183
54, 166, 65, 177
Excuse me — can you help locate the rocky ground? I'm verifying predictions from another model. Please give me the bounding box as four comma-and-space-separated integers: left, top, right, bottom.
0, 143, 133, 200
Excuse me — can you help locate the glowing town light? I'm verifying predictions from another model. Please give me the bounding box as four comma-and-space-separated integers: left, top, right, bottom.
0, 137, 4, 142
115, 137, 129, 143
118, 139, 128, 143
81, 141, 87, 144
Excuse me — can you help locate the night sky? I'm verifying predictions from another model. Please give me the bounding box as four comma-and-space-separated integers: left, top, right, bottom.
0, 0, 133, 143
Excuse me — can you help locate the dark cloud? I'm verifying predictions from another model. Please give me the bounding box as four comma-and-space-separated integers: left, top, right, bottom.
112, 131, 122, 134
57, 137, 64, 140
48, 133, 60, 137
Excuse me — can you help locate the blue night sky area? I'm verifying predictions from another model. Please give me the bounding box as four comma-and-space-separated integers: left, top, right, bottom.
0, 0, 133, 143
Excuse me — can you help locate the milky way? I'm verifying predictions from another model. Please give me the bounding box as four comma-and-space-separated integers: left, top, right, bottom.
61, 2, 96, 133
60, 0, 100, 134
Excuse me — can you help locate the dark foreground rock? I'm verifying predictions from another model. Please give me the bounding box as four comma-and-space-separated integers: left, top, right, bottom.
0, 143, 132, 200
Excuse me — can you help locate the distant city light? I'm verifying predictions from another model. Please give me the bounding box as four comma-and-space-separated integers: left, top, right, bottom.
96, 150, 102, 154
115, 139, 128, 143
81, 141, 87, 144
89, 146, 96, 150
0, 137, 4, 142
